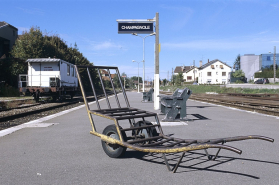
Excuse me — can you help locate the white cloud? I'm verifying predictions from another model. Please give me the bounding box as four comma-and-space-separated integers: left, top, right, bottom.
271, 3, 279, 9
162, 34, 279, 51
160, 5, 194, 31
162, 39, 247, 50
92, 41, 123, 50
16, 7, 44, 15
258, 30, 269, 35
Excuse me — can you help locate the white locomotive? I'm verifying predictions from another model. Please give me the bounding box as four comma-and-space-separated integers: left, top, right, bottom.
19, 58, 78, 101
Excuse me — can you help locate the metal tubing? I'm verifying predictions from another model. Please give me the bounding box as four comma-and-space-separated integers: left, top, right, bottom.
162, 154, 171, 171
154, 115, 164, 135
106, 111, 147, 117
97, 68, 111, 109
76, 65, 118, 69
214, 135, 274, 143
116, 68, 130, 107
87, 68, 101, 110
173, 152, 186, 173
179, 140, 198, 147
143, 138, 173, 147
94, 107, 136, 112
75, 66, 96, 132
127, 136, 163, 144
115, 113, 157, 120
108, 69, 121, 108
164, 140, 186, 147
121, 124, 159, 132
212, 148, 222, 161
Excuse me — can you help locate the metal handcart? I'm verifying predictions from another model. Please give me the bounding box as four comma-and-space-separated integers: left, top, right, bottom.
75, 65, 274, 173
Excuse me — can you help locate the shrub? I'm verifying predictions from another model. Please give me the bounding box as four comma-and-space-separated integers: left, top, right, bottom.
235, 80, 244, 84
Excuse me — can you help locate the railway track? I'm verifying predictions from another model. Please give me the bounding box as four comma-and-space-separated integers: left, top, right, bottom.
0, 91, 117, 131
160, 91, 279, 117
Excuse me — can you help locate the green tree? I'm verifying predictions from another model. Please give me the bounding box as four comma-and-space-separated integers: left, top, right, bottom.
233, 54, 240, 70
130, 76, 142, 83
8, 26, 98, 91
232, 69, 245, 78
175, 72, 184, 86
163, 78, 167, 86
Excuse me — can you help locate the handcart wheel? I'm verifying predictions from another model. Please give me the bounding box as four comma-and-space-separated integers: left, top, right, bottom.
101, 125, 127, 158
132, 121, 159, 145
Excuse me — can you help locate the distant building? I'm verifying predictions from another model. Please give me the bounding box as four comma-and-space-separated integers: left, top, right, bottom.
240, 54, 260, 81
261, 53, 279, 69
173, 66, 192, 75
240, 53, 279, 81
198, 60, 231, 84
173, 65, 197, 82
173, 60, 231, 84
0, 21, 18, 58
183, 67, 198, 82
100, 69, 115, 81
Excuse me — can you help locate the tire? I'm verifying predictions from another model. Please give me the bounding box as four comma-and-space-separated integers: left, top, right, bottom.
132, 121, 159, 145
101, 125, 127, 158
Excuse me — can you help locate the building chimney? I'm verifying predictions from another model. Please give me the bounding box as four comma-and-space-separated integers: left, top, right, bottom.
199, 60, 202, 67
208, 59, 209, 63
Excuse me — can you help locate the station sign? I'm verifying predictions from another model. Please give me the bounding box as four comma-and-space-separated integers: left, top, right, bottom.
118, 22, 153, 34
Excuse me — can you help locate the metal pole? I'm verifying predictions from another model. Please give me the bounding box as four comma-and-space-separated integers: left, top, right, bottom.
143, 38, 145, 92
138, 62, 140, 93
194, 60, 196, 82
274, 46, 276, 83
154, 12, 160, 110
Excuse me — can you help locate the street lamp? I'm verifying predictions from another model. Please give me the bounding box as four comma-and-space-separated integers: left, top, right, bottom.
132, 60, 142, 93
132, 32, 156, 92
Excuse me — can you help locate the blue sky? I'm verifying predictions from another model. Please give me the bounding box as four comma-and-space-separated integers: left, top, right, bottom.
2, 0, 279, 80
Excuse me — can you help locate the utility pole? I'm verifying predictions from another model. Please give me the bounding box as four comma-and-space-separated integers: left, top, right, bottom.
171, 67, 173, 86
193, 60, 195, 82
154, 12, 160, 110
274, 46, 276, 83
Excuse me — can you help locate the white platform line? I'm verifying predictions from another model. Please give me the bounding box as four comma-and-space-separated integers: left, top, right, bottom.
189, 99, 279, 120
153, 122, 188, 126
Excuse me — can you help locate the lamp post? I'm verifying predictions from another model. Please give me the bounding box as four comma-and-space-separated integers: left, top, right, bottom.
133, 60, 142, 93
132, 32, 155, 92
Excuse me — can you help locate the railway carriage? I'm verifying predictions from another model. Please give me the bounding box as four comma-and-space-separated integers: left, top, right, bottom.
18, 58, 78, 101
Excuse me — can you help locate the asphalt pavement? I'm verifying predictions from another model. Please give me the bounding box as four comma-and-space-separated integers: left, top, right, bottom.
0, 92, 278, 185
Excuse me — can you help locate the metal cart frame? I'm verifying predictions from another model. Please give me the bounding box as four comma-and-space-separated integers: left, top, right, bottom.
75, 65, 274, 173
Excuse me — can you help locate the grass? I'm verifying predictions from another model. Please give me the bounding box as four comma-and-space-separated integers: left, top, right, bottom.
0, 99, 35, 109
160, 84, 279, 94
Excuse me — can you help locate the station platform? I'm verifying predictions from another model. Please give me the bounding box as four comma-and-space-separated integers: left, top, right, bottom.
0, 92, 278, 185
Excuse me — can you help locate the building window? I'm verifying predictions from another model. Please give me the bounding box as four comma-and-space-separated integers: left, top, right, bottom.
220, 65, 224, 69
187, 76, 192, 80
71, 66, 74, 76
267, 56, 270, 61
222, 72, 226, 76
207, 79, 211, 83
211, 65, 215, 69
207, 72, 211, 76
216, 79, 218, 82
67, 65, 70, 76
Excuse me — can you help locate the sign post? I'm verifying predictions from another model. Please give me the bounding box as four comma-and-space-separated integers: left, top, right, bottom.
154, 12, 160, 110
117, 14, 160, 110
